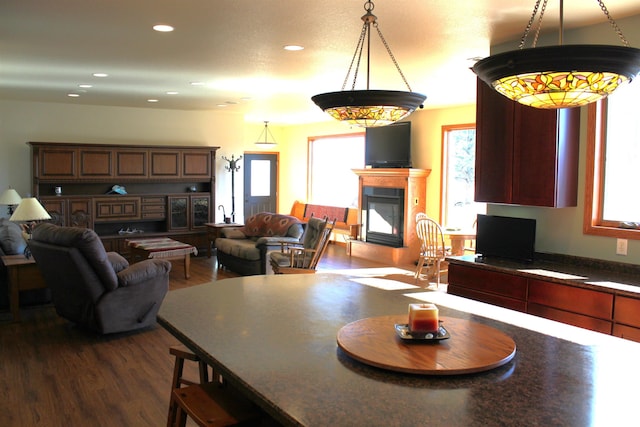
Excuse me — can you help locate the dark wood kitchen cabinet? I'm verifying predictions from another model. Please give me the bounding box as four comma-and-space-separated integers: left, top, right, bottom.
474, 79, 580, 207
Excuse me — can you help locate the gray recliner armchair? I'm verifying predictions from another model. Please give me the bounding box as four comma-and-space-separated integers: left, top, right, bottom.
29, 223, 171, 334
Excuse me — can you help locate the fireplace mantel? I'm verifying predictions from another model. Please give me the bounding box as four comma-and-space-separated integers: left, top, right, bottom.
350, 168, 431, 265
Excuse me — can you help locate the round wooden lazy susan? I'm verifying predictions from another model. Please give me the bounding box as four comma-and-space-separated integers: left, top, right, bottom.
337, 315, 516, 375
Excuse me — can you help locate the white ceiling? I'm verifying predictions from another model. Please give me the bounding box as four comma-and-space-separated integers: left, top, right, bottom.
2, 0, 640, 124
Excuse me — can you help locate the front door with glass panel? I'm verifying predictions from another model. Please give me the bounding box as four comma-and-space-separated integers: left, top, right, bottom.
243, 153, 278, 218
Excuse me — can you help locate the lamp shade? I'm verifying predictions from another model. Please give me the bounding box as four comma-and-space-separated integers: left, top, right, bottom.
312, 90, 426, 127
0, 188, 22, 206
472, 45, 640, 109
10, 197, 52, 222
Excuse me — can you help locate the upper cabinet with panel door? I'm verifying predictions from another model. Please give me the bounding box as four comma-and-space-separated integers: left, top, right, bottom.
474, 79, 580, 207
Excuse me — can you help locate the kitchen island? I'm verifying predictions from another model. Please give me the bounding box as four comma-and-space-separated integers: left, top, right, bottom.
158, 272, 640, 426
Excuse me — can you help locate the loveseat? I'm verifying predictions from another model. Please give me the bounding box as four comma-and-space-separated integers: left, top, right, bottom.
215, 212, 303, 275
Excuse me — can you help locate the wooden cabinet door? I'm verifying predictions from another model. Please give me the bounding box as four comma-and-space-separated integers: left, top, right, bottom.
512, 106, 579, 207
474, 79, 579, 207
528, 280, 613, 319
115, 149, 148, 179
613, 295, 640, 328
79, 148, 113, 179
474, 80, 514, 204
447, 263, 528, 312
191, 195, 210, 228
41, 198, 66, 226
68, 198, 92, 228
182, 150, 211, 179
169, 196, 189, 230
38, 147, 77, 180
150, 150, 181, 178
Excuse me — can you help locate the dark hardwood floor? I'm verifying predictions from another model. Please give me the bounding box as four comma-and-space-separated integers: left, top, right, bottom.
0, 244, 406, 427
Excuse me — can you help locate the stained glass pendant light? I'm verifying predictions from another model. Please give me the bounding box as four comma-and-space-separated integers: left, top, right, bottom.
311, 0, 426, 127
472, 0, 640, 109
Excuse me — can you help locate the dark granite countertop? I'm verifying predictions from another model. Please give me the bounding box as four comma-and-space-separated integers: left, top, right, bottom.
447, 253, 640, 297
158, 273, 640, 427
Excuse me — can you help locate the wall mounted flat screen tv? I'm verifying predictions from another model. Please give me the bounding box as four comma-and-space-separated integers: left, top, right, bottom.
475, 214, 537, 262
365, 122, 412, 168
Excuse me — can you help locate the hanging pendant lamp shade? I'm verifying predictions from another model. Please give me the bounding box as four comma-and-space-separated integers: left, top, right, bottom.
254, 121, 277, 146
311, 1, 425, 127
472, 0, 640, 109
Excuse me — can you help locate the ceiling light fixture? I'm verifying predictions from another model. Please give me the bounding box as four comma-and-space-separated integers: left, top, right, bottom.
472, 0, 640, 109
153, 24, 174, 32
311, 0, 426, 127
254, 121, 277, 147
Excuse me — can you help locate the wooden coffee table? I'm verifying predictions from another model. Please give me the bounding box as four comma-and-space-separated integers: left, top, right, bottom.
127, 237, 197, 279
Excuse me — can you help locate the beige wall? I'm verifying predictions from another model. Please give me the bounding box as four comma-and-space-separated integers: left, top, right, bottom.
2, 12, 640, 265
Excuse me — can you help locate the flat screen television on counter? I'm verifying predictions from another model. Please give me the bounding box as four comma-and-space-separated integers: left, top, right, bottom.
365, 122, 412, 168
475, 214, 537, 262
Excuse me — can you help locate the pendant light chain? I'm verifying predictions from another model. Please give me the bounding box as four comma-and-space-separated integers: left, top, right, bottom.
340, 0, 413, 92
518, 0, 548, 49
373, 23, 413, 92
342, 23, 368, 91
597, 0, 629, 47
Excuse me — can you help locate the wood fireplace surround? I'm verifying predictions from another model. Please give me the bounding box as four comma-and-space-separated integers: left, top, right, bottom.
349, 168, 430, 265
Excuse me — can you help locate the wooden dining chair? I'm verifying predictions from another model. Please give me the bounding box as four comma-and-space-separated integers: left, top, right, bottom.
414, 217, 449, 289
270, 217, 335, 274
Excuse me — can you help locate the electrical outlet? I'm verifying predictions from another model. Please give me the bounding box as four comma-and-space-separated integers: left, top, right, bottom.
616, 238, 628, 256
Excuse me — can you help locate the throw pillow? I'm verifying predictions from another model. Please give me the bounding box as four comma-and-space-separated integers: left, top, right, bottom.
0, 218, 28, 255
243, 212, 300, 237
222, 228, 246, 239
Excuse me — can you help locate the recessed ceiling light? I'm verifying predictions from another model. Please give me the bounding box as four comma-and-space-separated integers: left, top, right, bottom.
217, 104, 228, 108
79, 84, 93, 88
190, 81, 205, 86
166, 91, 179, 95
284, 45, 304, 51
67, 93, 80, 98
147, 99, 159, 103
153, 24, 174, 32
93, 73, 108, 77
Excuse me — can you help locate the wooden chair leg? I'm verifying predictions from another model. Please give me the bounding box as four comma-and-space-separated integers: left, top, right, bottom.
167, 345, 211, 427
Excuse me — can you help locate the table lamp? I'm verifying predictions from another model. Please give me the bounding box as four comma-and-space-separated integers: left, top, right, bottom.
10, 197, 52, 258
0, 187, 22, 215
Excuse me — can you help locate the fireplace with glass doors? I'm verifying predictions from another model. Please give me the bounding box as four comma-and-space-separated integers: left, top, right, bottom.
362, 186, 404, 248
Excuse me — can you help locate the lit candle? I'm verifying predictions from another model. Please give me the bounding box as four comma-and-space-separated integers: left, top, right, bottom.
408, 303, 439, 333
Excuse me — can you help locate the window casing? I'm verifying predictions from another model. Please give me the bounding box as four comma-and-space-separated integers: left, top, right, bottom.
584, 83, 640, 240
441, 124, 485, 228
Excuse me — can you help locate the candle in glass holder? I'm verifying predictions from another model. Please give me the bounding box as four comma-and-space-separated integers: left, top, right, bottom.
408, 303, 439, 333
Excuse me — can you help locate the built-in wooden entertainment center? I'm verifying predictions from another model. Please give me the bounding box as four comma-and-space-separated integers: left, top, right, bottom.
28, 142, 219, 255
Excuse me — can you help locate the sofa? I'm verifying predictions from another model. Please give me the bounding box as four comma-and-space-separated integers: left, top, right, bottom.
215, 212, 304, 276
0, 217, 52, 310
29, 223, 171, 334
